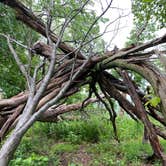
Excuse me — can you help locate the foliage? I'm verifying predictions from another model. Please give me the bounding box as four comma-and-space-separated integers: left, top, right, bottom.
31, 114, 113, 144
125, 0, 165, 108
145, 95, 161, 107
116, 116, 143, 141
0, 0, 108, 97
126, 22, 156, 45
10, 112, 163, 165
132, 0, 166, 29
0, 4, 39, 97
127, 0, 166, 45
122, 141, 152, 160
10, 153, 49, 166
51, 143, 79, 154
33, 0, 107, 54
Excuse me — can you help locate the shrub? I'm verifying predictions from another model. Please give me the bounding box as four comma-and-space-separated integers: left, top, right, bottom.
36, 115, 113, 143
10, 153, 49, 166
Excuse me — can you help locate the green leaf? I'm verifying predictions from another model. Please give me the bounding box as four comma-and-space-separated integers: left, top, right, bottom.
142, 0, 153, 2
145, 96, 161, 107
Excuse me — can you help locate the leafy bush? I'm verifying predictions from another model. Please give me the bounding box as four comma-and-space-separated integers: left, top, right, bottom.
41, 116, 113, 143
10, 153, 49, 166
11, 114, 160, 165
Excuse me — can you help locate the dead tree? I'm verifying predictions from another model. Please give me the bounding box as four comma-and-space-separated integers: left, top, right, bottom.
0, 0, 166, 165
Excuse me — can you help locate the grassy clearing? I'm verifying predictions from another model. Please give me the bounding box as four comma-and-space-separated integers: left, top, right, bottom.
9, 112, 164, 166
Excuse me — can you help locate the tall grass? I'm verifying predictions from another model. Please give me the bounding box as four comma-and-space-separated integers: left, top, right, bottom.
30, 114, 114, 143
10, 112, 161, 165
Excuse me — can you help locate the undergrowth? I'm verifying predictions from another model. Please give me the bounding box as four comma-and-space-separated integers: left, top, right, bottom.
9, 111, 164, 166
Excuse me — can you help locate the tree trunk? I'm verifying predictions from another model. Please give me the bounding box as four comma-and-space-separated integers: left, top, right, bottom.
0, 130, 26, 165
122, 71, 166, 164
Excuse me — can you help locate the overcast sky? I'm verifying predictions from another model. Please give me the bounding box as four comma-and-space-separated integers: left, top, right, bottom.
94, 0, 133, 49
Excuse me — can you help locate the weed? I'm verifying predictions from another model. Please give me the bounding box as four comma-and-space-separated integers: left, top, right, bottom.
122, 140, 152, 163
10, 114, 161, 165
51, 143, 79, 154
10, 153, 49, 166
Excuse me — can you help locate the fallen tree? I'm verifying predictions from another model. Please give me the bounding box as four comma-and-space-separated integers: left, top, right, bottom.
0, 0, 166, 165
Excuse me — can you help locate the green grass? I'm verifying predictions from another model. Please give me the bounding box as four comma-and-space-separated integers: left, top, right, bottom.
51, 143, 79, 154
9, 113, 164, 165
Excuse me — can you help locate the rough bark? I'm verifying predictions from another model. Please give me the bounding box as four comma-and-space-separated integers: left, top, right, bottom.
122, 71, 166, 164
39, 97, 100, 122
102, 58, 166, 120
